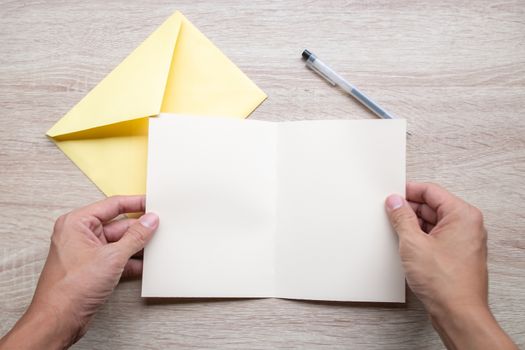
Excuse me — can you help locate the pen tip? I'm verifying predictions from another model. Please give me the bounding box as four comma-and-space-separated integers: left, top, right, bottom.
302, 49, 312, 60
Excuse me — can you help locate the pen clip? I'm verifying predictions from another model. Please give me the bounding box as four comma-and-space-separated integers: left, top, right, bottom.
307, 61, 337, 86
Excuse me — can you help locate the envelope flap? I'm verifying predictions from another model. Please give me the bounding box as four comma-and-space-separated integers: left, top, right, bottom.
47, 12, 183, 137
160, 14, 267, 117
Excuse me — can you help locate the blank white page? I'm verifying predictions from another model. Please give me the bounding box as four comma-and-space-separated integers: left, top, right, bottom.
275, 120, 406, 302
143, 115, 406, 302
142, 115, 277, 297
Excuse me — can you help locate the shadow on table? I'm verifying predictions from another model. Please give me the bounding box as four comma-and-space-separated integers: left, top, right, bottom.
142, 296, 411, 309
142, 297, 263, 306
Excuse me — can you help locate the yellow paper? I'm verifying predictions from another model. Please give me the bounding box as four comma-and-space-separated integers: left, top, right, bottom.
47, 12, 267, 196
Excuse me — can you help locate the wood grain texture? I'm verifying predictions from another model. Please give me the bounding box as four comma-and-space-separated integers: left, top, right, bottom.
1, 0, 524, 348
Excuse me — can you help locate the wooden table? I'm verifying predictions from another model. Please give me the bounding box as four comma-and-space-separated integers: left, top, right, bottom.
1, 1, 524, 348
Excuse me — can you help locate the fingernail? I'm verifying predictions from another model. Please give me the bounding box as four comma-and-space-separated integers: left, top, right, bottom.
386, 195, 404, 210
139, 212, 159, 228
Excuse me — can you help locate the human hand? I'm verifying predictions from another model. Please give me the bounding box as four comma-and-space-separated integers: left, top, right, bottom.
0, 196, 159, 349
385, 182, 516, 350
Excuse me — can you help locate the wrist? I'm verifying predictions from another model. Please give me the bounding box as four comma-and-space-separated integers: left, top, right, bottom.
32, 299, 82, 347
1, 300, 81, 349
430, 302, 516, 350
431, 302, 492, 334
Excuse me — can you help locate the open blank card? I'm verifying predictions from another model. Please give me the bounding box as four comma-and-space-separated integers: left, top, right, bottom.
142, 114, 406, 302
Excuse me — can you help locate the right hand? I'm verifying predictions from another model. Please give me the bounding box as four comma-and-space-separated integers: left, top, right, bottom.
385, 182, 516, 350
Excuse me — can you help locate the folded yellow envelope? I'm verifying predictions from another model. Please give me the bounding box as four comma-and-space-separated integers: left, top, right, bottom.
47, 11, 266, 197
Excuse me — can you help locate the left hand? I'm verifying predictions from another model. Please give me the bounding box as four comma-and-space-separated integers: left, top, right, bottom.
0, 195, 159, 349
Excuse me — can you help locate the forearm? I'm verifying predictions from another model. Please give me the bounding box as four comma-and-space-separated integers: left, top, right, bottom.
0, 302, 78, 350
431, 304, 517, 350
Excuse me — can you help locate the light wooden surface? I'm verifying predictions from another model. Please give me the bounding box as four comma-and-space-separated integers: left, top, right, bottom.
1, 1, 524, 349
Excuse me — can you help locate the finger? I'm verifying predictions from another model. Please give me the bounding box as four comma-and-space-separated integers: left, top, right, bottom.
103, 218, 138, 242
112, 212, 159, 259
406, 182, 461, 218
408, 201, 438, 224
76, 195, 145, 223
385, 194, 425, 239
420, 219, 432, 233
121, 259, 143, 279
416, 217, 435, 234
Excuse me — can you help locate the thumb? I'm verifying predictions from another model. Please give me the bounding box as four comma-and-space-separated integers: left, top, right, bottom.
114, 212, 159, 258
385, 195, 422, 238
